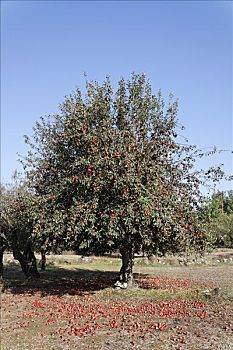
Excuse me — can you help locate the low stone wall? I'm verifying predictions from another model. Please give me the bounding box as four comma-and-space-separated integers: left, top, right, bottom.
3, 249, 233, 267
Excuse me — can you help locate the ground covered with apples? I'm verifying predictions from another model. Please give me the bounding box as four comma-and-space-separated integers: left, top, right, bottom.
0, 256, 233, 350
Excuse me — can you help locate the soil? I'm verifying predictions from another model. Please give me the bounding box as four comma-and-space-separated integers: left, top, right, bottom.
0, 254, 232, 350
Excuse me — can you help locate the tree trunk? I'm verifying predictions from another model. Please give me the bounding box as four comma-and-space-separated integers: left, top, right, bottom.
41, 250, 46, 270
12, 247, 30, 277
23, 240, 40, 278
12, 238, 40, 279
0, 247, 5, 281
118, 246, 134, 287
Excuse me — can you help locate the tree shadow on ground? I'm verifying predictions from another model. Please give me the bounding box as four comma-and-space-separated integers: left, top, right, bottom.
1, 265, 119, 296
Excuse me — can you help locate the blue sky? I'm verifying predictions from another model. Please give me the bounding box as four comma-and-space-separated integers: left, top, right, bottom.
1, 1, 232, 191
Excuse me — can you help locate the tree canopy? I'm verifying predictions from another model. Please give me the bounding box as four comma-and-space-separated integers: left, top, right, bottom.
200, 191, 233, 248
21, 73, 228, 284
0, 175, 40, 278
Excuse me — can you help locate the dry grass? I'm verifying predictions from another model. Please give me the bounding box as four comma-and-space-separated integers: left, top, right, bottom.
0, 254, 233, 350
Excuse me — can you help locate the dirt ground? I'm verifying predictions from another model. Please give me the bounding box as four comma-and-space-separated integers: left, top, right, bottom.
140, 265, 233, 293
0, 254, 233, 350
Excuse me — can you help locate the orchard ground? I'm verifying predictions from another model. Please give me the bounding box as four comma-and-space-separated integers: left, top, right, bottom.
0, 250, 233, 350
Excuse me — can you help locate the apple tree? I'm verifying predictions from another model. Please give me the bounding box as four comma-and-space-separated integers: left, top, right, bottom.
22, 73, 227, 286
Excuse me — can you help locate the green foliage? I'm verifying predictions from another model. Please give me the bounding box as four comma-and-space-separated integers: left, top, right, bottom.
22, 73, 226, 256
0, 174, 33, 251
201, 191, 233, 248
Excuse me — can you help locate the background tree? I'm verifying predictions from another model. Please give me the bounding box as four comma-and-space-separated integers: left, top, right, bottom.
0, 175, 40, 279
200, 191, 233, 248
22, 73, 228, 286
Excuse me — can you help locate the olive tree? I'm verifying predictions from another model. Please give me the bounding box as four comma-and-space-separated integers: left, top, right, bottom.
0, 177, 40, 279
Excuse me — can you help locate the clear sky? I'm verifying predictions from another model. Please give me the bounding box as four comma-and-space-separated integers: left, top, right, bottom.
1, 1, 232, 191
